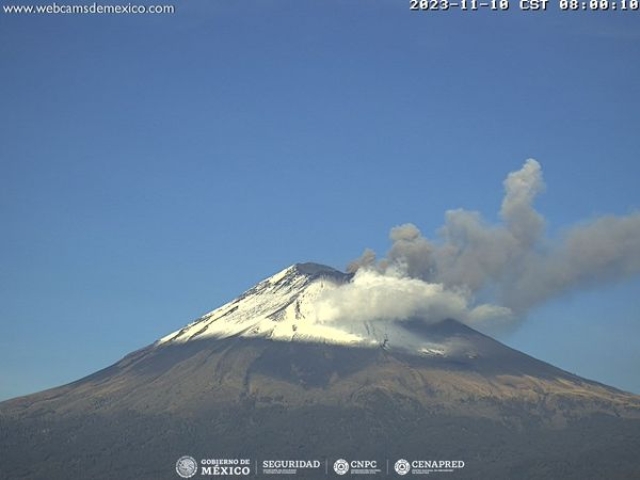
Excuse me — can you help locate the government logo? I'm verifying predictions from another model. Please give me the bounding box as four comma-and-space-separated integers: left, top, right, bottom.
394, 459, 410, 476
333, 458, 349, 475
176, 455, 198, 478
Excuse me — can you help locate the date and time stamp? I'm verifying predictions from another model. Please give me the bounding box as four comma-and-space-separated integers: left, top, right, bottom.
409, 0, 639, 11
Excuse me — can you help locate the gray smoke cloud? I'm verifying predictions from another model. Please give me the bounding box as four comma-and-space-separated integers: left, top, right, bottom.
336, 159, 640, 328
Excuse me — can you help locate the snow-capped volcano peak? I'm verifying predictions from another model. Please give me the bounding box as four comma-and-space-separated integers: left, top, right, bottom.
158, 263, 358, 345
157, 263, 482, 357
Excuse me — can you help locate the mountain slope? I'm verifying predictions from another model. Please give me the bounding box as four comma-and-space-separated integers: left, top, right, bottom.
1, 263, 639, 479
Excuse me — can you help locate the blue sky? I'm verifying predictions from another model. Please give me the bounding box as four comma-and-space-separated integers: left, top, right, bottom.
1, 2, 639, 400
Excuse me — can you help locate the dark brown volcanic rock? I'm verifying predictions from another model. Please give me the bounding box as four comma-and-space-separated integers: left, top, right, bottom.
1, 265, 640, 479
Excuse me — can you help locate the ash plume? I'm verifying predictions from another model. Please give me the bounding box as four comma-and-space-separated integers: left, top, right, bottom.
324, 159, 640, 328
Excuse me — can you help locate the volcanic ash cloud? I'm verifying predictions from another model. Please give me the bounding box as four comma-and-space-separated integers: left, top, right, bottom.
331, 159, 640, 329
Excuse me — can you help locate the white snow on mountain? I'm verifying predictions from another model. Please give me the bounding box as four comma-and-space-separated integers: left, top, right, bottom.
157, 263, 482, 357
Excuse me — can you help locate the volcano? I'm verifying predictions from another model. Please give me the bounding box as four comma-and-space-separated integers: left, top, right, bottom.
1, 263, 639, 479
